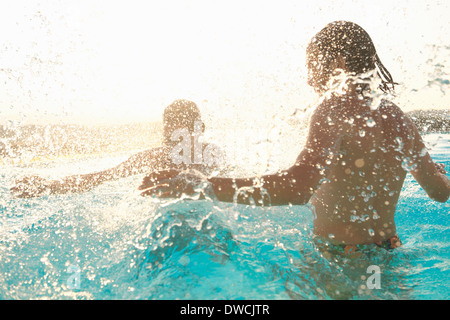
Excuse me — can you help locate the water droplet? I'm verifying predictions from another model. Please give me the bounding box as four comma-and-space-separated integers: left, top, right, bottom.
359, 130, 366, 137
355, 158, 365, 168
368, 229, 375, 236
366, 118, 376, 128
394, 137, 404, 151
401, 158, 418, 171
328, 234, 335, 239
420, 147, 428, 157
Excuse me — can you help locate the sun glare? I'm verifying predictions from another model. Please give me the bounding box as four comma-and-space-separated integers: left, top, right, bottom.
0, 0, 448, 126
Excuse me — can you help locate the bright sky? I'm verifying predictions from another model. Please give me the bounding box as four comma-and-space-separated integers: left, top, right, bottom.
0, 0, 449, 125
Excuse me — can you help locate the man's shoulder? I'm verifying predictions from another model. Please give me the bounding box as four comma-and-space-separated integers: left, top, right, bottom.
202, 142, 222, 152
201, 142, 225, 168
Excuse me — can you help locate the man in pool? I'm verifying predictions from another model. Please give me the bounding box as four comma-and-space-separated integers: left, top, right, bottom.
139, 21, 450, 252
11, 99, 222, 198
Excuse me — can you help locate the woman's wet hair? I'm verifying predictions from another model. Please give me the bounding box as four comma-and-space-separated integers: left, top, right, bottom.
306, 21, 397, 93
163, 99, 204, 144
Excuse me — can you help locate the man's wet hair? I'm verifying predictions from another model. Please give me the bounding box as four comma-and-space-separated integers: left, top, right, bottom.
163, 99, 204, 144
306, 21, 397, 93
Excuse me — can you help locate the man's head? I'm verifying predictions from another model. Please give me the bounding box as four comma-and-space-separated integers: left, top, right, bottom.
163, 99, 204, 145
306, 21, 396, 93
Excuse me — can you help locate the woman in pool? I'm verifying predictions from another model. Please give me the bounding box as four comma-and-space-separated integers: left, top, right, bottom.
140, 21, 450, 252
11, 99, 221, 198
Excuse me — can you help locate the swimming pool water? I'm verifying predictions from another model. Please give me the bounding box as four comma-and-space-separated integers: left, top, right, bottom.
0, 133, 448, 300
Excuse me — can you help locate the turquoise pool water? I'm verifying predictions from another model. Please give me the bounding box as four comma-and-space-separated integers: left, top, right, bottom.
0, 133, 449, 300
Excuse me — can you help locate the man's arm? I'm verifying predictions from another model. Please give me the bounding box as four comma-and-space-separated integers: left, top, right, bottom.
12, 148, 165, 197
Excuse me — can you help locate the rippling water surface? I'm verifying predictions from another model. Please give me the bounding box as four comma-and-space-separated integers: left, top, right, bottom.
0, 134, 448, 300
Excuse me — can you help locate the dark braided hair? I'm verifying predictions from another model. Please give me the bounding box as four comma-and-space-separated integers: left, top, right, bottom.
306, 21, 397, 93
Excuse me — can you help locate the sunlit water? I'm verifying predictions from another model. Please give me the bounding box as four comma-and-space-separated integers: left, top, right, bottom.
0, 133, 448, 300
0, 0, 449, 301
